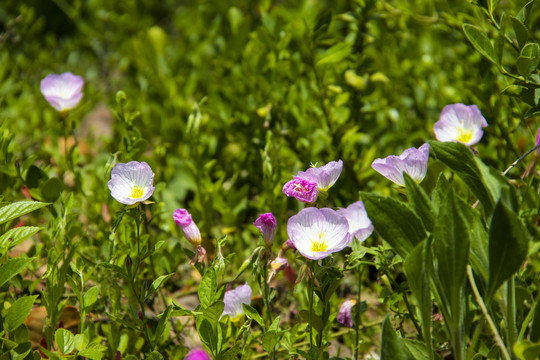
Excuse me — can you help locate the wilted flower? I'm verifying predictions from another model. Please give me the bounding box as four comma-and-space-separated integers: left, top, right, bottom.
108, 161, 155, 205
222, 283, 252, 322
287, 208, 351, 260
185, 348, 211, 360
298, 160, 343, 191
434, 104, 488, 146
336, 201, 373, 244
253, 213, 277, 247
337, 299, 357, 328
282, 176, 319, 203
268, 256, 289, 283
40, 72, 84, 113
371, 143, 430, 187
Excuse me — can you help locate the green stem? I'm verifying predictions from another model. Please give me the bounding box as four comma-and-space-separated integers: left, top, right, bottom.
308, 260, 316, 358
518, 291, 540, 341
506, 277, 517, 359
355, 267, 363, 360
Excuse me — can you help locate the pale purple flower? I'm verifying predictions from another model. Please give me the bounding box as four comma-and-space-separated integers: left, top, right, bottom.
337, 201, 373, 244
287, 208, 351, 260
282, 176, 319, 203
434, 104, 488, 146
337, 299, 357, 328
298, 160, 343, 191
185, 348, 211, 360
253, 213, 277, 247
40, 72, 84, 113
371, 143, 430, 187
173, 209, 202, 247
108, 161, 155, 205
222, 283, 252, 321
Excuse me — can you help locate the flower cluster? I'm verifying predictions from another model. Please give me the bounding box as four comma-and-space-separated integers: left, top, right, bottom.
282, 160, 343, 202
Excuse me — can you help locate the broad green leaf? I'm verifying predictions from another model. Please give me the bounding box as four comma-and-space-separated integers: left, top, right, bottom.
463, 24, 499, 66
77, 349, 103, 360
262, 330, 279, 353
147, 273, 174, 299
404, 339, 441, 360
83, 286, 99, 310
0, 226, 41, 251
198, 319, 216, 352
361, 192, 426, 258
5, 295, 38, 332
404, 173, 435, 232
404, 240, 432, 359
146, 351, 164, 360
73, 333, 89, 351
381, 316, 413, 360
0, 201, 49, 225
198, 267, 217, 308
41, 177, 63, 203
517, 43, 540, 78
510, 17, 529, 49
0, 257, 34, 288
433, 190, 470, 324
203, 301, 224, 326
517, 0, 534, 23
486, 201, 529, 302
431, 173, 451, 212
243, 303, 264, 328
221, 344, 242, 360
514, 340, 540, 360
428, 141, 496, 215
55, 328, 75, 355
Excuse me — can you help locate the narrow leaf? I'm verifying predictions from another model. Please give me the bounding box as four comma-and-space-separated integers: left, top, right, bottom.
0, 257, 34, 288
0, 226, 41, 250
243, 303, 264, 328
83, 286, 99, 310
381, 316, 413, 360
463, 24, 499, 66
510, 17, 529, 49
486, 201, 529, 302
404, 173, 435, 232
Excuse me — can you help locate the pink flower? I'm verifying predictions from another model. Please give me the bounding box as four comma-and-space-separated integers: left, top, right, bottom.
336, 201, 373, 244
222, 283, 252, 322
40, 72, 84, 113
185, 348, 211, 360
337, 299, 357, 328
108, 161, 155, 205
282, 176, 319, 203
173, 209, 202, 247
253, 213, 277, 247
287, 207, 351, 260
371, 143, 430, 187
434, 104, 488, 146
298, 160, 343, 191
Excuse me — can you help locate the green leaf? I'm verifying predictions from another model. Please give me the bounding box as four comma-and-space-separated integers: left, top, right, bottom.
361, 192, 426, 258
243, 303, 264, 328
510, 17, 529, 49
463, 24, 499, 66
486, 201, 529, 302
220, 344, 242, 360
41, 177, 63, 203
404, 173, 435, 232
433, 189, 470, 327
154, 306, 172, 345
404, 240, 432, 359
55, 328, 75, 355
0, 257, 34, 288
83, 286, 99, 310
73, 333, 89, 351
428, 141, 496, 215
381, 316, 413, 360
0, 226, 41, 251
77, 349, 103, 360
0, 201, 49, 225
316, 42, 352, 67
525, 106, 540, 120
146, 273, 174, 300
198, 268, 217, 308
516, 0, 534, 23
517, 43, 540, 78
5, 295, 38, 332
198, 319, 216, 352
262, 330, 279, 353
203, 301, 225, 326
514, 340, 540, 360
25, 165, 48, 189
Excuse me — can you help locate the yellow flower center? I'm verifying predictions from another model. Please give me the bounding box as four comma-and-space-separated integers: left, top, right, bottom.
456, 127, 473, 144
311, 232, 329, 252
130, 185, 145, 199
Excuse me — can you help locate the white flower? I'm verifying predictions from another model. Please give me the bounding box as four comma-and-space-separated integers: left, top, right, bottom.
434, 103, 488, 146
40, 72, 84, 112
108, 161, 155, 205
336, 201, 374, 244
222, 283, 252, 322
371, 143, 430, 187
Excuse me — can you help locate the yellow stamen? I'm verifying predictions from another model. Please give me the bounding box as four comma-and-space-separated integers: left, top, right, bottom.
456, 127, 473, 144
130, 185, 145, 199
311, 232, 329, 252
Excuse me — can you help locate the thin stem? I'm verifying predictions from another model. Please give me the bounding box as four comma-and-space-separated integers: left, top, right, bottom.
467, 265, 511, 360
308, 260, 316, 357
503, 144, 540, 176
506, 277, 517, 359
518, 291, 540, 341
355, 267, 363, 360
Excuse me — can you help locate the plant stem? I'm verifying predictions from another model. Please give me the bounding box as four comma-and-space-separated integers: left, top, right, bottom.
467, 265, 511, 360
308, 260, 317, 358
506, 277, 517, 359
355, 267, 363, 360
